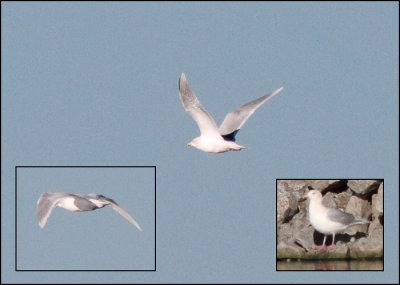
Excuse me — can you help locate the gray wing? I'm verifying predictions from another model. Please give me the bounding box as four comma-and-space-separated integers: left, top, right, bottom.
327, 208, 357, 225
72, 195, 99, 211
101, 196, 142, 231
179, 73, 221, 137
37, 192, 70, 229
219, 87, 283, 136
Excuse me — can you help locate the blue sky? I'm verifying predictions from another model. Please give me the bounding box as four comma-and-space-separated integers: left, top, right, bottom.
2, 2, 398, 283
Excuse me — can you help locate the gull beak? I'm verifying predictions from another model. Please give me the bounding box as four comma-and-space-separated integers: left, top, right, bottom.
299, 192, 308, 202
299, 186, 313, 202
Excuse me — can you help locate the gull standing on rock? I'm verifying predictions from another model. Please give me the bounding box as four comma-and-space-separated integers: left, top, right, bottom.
305, 190, 370, 251
37, 192, 142, 231
178, 72, 283, 153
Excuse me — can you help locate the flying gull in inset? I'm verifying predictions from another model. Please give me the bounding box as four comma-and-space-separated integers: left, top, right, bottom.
178, 72, 283, 153
305, 190, 370, 251
37, 192, 142, 231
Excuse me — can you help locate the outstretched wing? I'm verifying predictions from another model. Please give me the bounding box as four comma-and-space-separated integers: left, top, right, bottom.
179, 73, 221, 138
219, 87, 283, 139
109, 202, 142, 231
99, 196, 142, 231
37, 192, 70, 229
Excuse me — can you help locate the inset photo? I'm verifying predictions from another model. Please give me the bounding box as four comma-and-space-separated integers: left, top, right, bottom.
16, 166, 156, 271
276, 179, 383, 271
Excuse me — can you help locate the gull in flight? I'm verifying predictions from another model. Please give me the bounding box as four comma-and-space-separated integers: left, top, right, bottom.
179, 72, 283, 153
37, 192, 142, 231
305, 190, 370, 251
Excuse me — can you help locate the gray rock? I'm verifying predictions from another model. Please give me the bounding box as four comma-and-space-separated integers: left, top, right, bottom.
333, 189, 353, 209
344, 195, 371, 235
277, 180, 304, 225
348, 180, 381, 196
368, 218, 383, 235
322, 191, 340, 209
277, 241, 305, 259
350, 227, 383, 259
277, 209, 314, 254
371, 183, 383, 218
307, 180, 340, 191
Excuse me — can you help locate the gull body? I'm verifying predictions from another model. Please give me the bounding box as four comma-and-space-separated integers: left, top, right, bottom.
306, 190, 370, 251
37, 192, 142, 231
179, 72, 283, 153
187, 135, 244, 153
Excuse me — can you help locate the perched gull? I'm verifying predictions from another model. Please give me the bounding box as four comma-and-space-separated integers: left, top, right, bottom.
178, 72, 283, 153
37, 192, 142, 231
305, 190, 370, 251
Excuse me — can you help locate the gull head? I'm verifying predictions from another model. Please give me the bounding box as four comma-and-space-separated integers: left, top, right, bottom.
306, 190, 323, 203
187, 137, 201, 148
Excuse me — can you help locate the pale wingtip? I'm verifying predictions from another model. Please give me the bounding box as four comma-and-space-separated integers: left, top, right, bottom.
38, 221, 46, 229
179, 72, 187, 90
132, 221, 142, 231
269, 86, 284, 97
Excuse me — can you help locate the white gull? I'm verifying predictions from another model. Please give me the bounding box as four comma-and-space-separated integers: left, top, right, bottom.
37, 192, 142, 231
178, 72, 283, 153
306, 190, 370, 251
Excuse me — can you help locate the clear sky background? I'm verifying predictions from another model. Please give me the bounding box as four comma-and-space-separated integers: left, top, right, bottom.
2, 2, 398, 283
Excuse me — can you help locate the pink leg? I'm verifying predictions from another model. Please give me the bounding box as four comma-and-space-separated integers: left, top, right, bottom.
316, 235, 327, 252
327, 234, 336, 250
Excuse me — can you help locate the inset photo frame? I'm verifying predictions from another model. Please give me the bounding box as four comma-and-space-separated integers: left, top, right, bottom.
15, 166, 156, 271
276, 179, 383, 271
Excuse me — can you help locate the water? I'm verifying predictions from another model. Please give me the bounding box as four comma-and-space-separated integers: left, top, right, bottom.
277, 259, 383, 271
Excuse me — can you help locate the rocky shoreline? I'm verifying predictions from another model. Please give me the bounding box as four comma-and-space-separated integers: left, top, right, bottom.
277, 180, 383, 260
